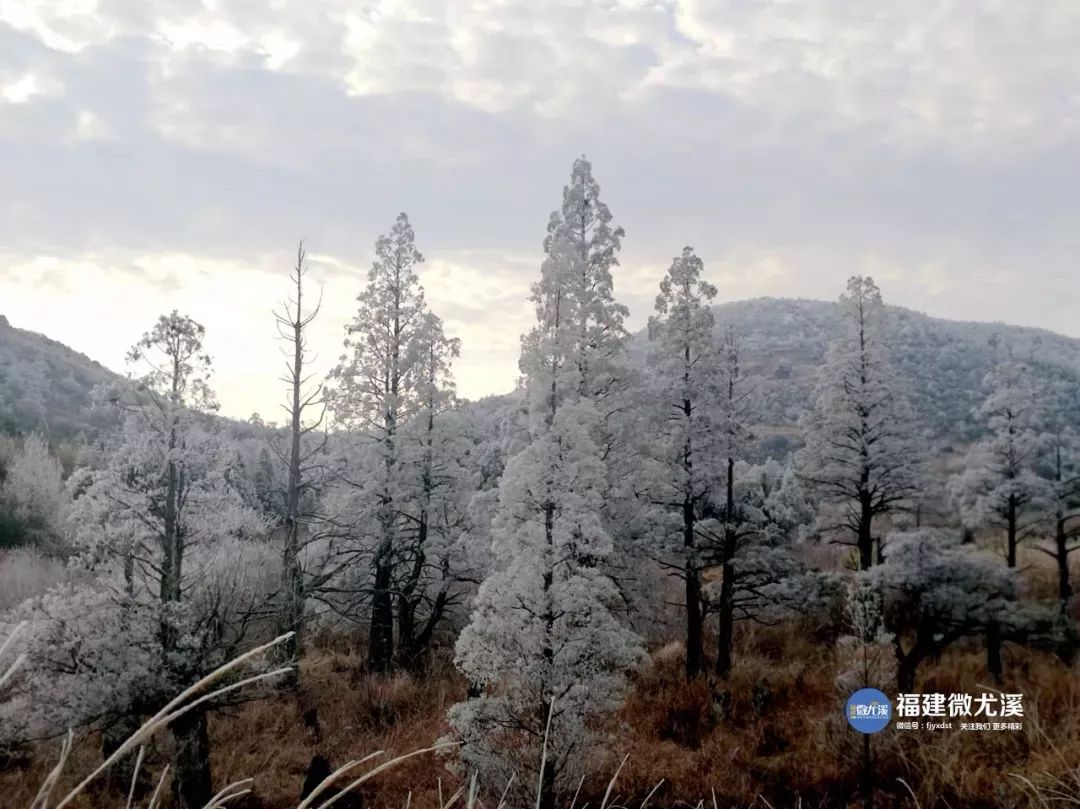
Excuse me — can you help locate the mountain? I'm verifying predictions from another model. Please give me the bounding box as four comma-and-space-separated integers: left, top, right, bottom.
3, 300, 1080, 451
0, 314, 122, 441
692, 297, 1080, 453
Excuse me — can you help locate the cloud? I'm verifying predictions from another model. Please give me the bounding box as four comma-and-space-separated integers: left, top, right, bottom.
1, 0, 1079, 417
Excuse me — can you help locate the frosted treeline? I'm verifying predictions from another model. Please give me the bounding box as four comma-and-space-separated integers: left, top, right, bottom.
0, 158, 1078, 809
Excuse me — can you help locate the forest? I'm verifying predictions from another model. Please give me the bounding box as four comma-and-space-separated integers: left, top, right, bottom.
1, 157, 1079, 809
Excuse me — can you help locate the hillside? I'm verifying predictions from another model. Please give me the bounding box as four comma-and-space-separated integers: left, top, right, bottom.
682, 297, 1080, 453
3, 300, 1079, 450
0, 314, 121, 441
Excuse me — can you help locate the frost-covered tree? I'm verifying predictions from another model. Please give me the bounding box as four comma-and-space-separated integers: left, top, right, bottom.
797, 276, 922, 569
394, 311, 468, 668
835, 576, 893, 696
701, 459, 817, 678
53, 312, 271, 809
545, 155, 628, 403
641, 246, 720, 678
868, 530, 1015, 691
705, 326, 764, 678
1040, 377, 1080, 610
0, 433, 66, 552
948, 359, 1052, 568
835, 575, 893, 809
328, 213, 428, 673
449, 196, 643, 809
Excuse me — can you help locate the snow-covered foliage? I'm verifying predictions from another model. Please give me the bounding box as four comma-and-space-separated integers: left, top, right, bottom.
699, 461, 822, 644
948, 359, 1054, 567
543, 155, 628, 403
449, 158, 644, 808
638, 246, 723, 677
0, 312, 274, 808
0, 433, 67, 552
867, 530, 1015, 690
797, 277, 924, 569
324, 215, 479, 670
0, 577, 161, 744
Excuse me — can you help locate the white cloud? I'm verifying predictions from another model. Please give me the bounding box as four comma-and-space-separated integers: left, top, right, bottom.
2, 0, 1079, 420
0, 72, 41, 103
661, 0, 1080, 153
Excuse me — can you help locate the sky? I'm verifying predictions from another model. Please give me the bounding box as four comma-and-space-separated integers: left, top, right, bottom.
1, 0, 1079, 420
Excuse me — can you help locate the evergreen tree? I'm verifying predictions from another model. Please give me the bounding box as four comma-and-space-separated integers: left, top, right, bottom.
328, 213, 428, 673
449, 169, 643, 809
948, 358, 1051, 568
641, 246, 721, 678
797, 277, 922, 569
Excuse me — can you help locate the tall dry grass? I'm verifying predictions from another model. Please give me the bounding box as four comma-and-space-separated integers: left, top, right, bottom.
2, 620, 1079, 808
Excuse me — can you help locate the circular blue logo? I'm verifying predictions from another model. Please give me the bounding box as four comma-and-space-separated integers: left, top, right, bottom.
846, 688, 892, 734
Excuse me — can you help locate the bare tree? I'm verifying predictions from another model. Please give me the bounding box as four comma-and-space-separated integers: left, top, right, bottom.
271, 242, 327, 686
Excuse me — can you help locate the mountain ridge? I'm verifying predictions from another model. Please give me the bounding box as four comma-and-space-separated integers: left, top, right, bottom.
2, 298, 1079, 446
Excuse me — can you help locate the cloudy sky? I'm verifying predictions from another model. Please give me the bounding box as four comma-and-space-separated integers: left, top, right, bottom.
1, 0, 1078, 419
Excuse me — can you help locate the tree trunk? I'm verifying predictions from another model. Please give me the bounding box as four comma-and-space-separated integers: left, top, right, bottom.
684, 495, 703, 679
896, 653, 917, 693
894, 632, 925, 693
538, 757, 557, 809
395, 517, 428, 668
715, 564, 735, 680
1057, 516, 1072, 612
171, 708, 212, 809
396, 591, 416, 667
860, 734, 874, 809
715, 455, 737, 679
280, 516, 303, 688
405, 587, 449, 672
1006, 498, 1018, 569
368, 549, 395, 673
986, 620, 1003, 684
858, 492, 874, 571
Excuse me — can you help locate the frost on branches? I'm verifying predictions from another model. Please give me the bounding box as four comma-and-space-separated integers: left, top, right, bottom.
948, 358, 1053, 568
0, 433, 66, 552
797, 276, 923, 569
3, 312, 273, 809
699, 459, 821, 677
326, 214, 474, 672
867, 530, 1015, 691
448, 160, 644, 809
328, 213, 430, 673
639, 246, 730, 678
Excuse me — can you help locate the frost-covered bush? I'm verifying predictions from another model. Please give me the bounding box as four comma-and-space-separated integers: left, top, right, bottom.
0, 548, 71, 612
0, 434, 67, 552
868, 530, 1015, 691
0, 576, 162, 745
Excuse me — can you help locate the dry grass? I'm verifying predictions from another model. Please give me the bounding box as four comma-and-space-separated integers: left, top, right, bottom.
208, 650, 467, 808
2, 622, 1079, 808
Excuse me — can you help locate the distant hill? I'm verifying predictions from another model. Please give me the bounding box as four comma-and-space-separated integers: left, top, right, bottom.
0, 314, 121, 441
3, 300, 1080, 452
683, 298, 1080, 454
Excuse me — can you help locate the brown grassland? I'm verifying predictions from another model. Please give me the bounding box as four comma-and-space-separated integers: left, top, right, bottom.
2, 563, 1078, 809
